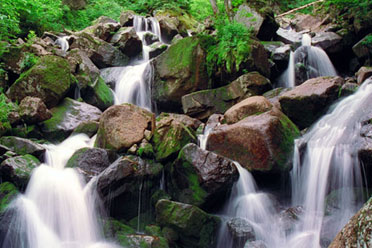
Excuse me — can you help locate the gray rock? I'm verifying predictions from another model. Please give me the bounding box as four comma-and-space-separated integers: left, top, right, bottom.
227, 217, 256, 246
0, 136, 45, 159
18, 97, 52, 124
110, 27, 142, 58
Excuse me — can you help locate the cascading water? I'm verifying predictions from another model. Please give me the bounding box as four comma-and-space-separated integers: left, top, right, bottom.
278, 33, 337, 88
55, 36, 70, 52
2, 134, 119, 248
101, 16, 165, 112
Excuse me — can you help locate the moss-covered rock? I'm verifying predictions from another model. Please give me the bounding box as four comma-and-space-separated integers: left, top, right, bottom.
0, 182, 18, 213
110, 27, 142, 58
169, 143, 238, 209
71, 121, 99, 137
18, 96, 52, 124
7, 55, 73, 108
155, 199, 220, 248
41, 98, 102, 142
0, 136, 45, 159
81, 77, 114, 111
0, 154, 40, 188
207, 109, 300, 173
152, 113, 201, 162
152, 37, 209, 112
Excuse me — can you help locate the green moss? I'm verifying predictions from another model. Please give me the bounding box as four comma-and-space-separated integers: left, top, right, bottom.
66, 147, 89, 168
89, 77, 114, 110
0, 182, 18, 213
137, 143, 155, 158
187, 171, 207, 204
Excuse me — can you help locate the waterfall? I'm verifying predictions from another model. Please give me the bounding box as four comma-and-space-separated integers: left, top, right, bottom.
278, 34, 337, 88
1, 134, 119, 248
101, 16, 165, 112
55, 36, 70, 52
288, 77, 372, 247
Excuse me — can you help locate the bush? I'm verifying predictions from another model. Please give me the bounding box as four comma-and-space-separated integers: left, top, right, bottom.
0, 92, 14, 134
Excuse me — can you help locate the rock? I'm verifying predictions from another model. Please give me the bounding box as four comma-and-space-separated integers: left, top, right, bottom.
7, 56, 73, 108
169, 143, 238, 209
144, 32, 160, 46
276, 28, 303, 44
154, 12, 188, 43
329, 196, 372, 248
352, 35, 372, 59
110, 27, 142, 57
152, 113, 201, 161
80, 77, 114, 111
272, 44, 291, 62
182, 72, 272, 120
340, 82, 358, 97
18, 97, 52, 124
82, 16, 121, 42
123, 234, 168, 248
356, 66, 372, 84
96, 104, 153, 151
97, 155, 163, 220
234, 4, 279, 41
120, 10, 136, 26
0, 136, 45, 159
41, 98, 102, 142
0, 182, 18, 213
279, 76, 345, 129
278, 206, 304, 233
244, 240, 267, 248
227, 217, 256, 246
155, 199, 220, 248
90, 42, 130, 69
207, 109, 300, 173
311, 32, 343, 54
72, 121, 99, 137
1, 45, 26, 75
0, 154, 40, 188
149, 42, 168, 59
0, 70, 8, 92
152, 37, 208, 111
62, 0, 86, 10
224, 96, 273, 124
291, 14, 324, 32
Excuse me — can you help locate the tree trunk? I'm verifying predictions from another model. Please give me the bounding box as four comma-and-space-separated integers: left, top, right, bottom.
224, 0, 233, 21
209, 0, 219, 15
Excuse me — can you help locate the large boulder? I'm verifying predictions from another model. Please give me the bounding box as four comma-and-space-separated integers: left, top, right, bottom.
152, 37, 209, 112
95, 104, 153, 152
352, 35, 372, 59
0, 154, 40, 188
0, 136, 45, 159
155, 199, 220, 248
120, 10, 136, 26
329, 197, 372, 248
110, 27, 142, 58
279, 76, 345, 129
97, 155, 163, 220
169, 143, 238, 209
227, 217, 256, 248
152, 113, 201, 162
154, 11, 190, 42
224, 96, 273, 124
356, 66, 372, 84
182, 72, 272, 120
7, 56, 73, 108
18, 97, 52, 124
311, 32, 343, 54
207, 109, 300, 173
234, 4, 279, 41
80, 77, 114, 111
82, 16, 121, 42
41, 98, 102, 142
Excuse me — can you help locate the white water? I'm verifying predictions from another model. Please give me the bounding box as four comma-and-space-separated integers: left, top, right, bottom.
55, 36, 69, 52
278, 34, 337, 88
101, 16, 165, 112
2, 134, 118, 248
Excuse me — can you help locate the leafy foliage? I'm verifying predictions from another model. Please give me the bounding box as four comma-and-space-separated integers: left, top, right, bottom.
0, 92, 14, 131
361, 34, 372, 47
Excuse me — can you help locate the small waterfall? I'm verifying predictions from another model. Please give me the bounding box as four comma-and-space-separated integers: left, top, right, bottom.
2, 134, 118, 248
55, 36, 69, 52
101, 16, 165, 112
288, 77, 372, 247
278, 34, 337, 88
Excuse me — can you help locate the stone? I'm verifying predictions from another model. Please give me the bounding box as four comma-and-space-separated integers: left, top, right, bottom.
152, 37, 208, 111
227, 218, 256, 246
95, 104, 153, 152
62, 0, 86, 10
41, 98, 102, 142
352, 35, 372, 59
120, 10, 136, 27
356, 66, 372, 84
279, 76, 345, 129
149, 42, 168, 59
329, 197, 372, 248
66, 147, 112, 181
123, 234, 169, 248
110, 27, 142, 57
0, 154, 40, 188
311, 32, 343, 54
143, 32, 160, 46
90, 42, 130, 69
82, 16, 121, 42
169, 143, 238, 209
276, 28, 304, 44
152, 113, 201, 161
80, 77, 114, 111
7, 56, 73, 108
278, 206, 304, 233
224, 96, 273, 124
72, 121, 99, 137
182, 72, 272, 120
155, 199, 220, 248
97, 155, 163, 220
18, 97, 52, 124
207, 109, 300, 173
0, 136, 45, 159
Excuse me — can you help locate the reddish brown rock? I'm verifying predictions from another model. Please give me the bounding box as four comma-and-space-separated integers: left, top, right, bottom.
18, 97, 52, 124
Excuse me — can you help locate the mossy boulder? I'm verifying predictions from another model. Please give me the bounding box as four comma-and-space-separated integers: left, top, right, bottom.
0, 182, 18, 213
152, 37, 209, 112
279, 76, 345, 129
152, 113, 201, 162
97, 155, 163, 220
182, 72, 272, 120
81, 76, 114, 111
169, 143, 238, 209
0, 136, 45, 159
0, 154, 40, 188
41, 98, 102, 142
95, 104, 153, 152
207, 109, 300, 173
110, 27, 142, 58
155, 199, 220, 248
71, 121, 99, 137
329, 196, 372, 248
7, 55, 73, 108
82, 16, 121, 42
